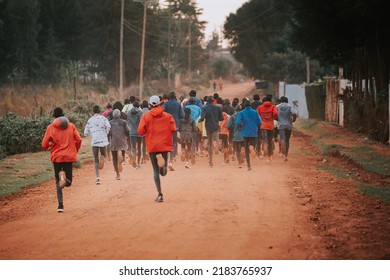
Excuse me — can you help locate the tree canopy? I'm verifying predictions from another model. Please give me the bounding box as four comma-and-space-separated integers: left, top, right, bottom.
0, 0, 207, 87
224, 0, 389, 91
288, 0, 390, 91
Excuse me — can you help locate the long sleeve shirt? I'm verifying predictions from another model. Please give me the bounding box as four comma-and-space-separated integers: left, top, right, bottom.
84, 114, 111, 147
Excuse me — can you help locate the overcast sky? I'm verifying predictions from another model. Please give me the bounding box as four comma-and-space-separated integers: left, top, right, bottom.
196, 0, 248, 41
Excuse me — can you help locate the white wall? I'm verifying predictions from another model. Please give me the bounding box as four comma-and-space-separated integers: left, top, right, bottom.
278, 82, 309, 119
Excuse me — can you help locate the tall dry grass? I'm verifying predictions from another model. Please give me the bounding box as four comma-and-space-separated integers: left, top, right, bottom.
0, 85, 121, 117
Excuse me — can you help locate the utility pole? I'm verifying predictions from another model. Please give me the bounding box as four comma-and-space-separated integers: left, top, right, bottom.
119, 0, 124, 102
220, 25, 223, 58
167, 16, 171, 88
188, 17, 191, 84
139, 0, 148, 100
306, 57, 310, 83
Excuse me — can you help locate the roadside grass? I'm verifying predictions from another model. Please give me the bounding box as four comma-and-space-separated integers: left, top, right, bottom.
295, 119, 338, 139
296, 119, 390, 203
343, 146, 390, 177
317, 165, 350, 179
356, 182, 390, 203
314, 140, 390, 177
0, 138, 92, 197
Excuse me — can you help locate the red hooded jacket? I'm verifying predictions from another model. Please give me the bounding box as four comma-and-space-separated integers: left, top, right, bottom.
41, 117, 82, 163
138, 106, 176, 153
257, 101, 278, 131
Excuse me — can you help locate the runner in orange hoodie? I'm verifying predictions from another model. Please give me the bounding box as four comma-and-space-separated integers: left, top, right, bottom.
256, 95, 278, 162
138, 95, 176, 202
42, 107, 82, 212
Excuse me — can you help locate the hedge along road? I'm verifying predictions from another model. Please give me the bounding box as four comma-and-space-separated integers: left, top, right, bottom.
0, 80, 389, 260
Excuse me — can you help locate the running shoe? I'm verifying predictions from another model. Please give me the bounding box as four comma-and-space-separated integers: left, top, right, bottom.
57, 204, 64, 213
96, 177, 101, 185
185, 161, 190, 169
116, 174, 121, 180
168, 162, 175, 171
159, 166, 168, 176
58, 171, 66, 188
155, 194, 164, 202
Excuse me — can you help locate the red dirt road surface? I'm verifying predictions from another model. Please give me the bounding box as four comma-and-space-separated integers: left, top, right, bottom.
0, 80, 389, 260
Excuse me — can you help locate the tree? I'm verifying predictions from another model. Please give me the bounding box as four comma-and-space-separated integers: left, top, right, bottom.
224, 0, 290, 78
209, 57, 233, 78
0, 0, 209, 88
260, 49, 327, 84
288, 0, 390, 92
37, 24, 64, 85
2, 0, 41, 84
163, 0, 207, 76
206, 30, 220, 53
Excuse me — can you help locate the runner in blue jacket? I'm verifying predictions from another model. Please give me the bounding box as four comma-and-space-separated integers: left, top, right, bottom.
236, 100, 262, 170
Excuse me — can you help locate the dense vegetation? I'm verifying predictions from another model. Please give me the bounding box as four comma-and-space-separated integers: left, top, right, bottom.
0, 0, 388, 150
224, 0, 389, 142
0, 113, 51, 159
0, 0, 208, 87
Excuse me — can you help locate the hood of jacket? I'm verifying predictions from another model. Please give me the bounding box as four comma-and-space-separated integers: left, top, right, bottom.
130, 107, 141, 115
150, 106, 164, 117
262, 101, 272, 107
52, 116, 69, 129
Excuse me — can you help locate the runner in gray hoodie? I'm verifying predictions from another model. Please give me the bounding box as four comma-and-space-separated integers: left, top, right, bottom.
127, 101, 144, 168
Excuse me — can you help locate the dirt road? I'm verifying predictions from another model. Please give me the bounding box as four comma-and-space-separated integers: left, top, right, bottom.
0, 80, 389, 260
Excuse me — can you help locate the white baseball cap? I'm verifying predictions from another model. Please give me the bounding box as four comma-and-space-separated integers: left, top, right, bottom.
149, 95, 160, 106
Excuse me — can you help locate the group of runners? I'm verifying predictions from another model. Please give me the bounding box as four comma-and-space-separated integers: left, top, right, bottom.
42, 88, 297, 211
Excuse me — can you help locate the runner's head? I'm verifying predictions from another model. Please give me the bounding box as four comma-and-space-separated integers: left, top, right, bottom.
53, 107, 64, 118
263, 95, 272, 102
280, 96, 288, 103
149, 95, 161, 107
189, 89, 197, 97
129, 96, 136, 103
168, 91, 176, 100
113, 109, 121, 119
93, 105, 100, 114
242, 99, 250, 108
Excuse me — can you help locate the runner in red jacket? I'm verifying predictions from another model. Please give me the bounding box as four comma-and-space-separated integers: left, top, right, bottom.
138, 95, 176, 202
257, 96, 278, 162
42, 107, 82, 212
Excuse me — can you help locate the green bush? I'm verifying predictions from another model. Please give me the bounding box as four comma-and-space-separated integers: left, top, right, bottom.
0, 97, 95, 160
0, 113, 51, 159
